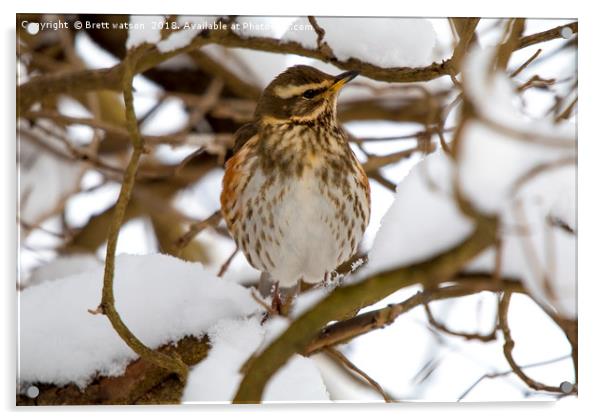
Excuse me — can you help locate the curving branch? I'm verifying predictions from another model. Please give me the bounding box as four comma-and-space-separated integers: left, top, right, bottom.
423, 299, 498, 342
90, 50, 188, 381
498, 293, 575, 394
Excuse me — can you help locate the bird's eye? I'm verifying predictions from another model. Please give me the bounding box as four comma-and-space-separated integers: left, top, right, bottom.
302, 89, 318, 99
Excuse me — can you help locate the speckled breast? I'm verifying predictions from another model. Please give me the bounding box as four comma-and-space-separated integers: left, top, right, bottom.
221, 125, 370, 287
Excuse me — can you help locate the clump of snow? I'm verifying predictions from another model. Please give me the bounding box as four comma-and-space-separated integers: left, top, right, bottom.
157, 16, 219, 53
459, 47, 576, 214
360, 151, 474, 278
126, 16, 165, 50
282, 17, 437, 68
457, 121, 573, 214
182, 317, 330, 403
18, 254, 261, 389
181, 317, 264, 402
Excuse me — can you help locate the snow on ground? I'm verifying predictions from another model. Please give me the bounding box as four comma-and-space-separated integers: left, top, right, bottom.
282, 17, 437, 68
182, 316, 329, 403
18, 253, 262, 390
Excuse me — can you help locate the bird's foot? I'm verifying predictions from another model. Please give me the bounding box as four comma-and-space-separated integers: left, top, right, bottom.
252, 283, 292, 323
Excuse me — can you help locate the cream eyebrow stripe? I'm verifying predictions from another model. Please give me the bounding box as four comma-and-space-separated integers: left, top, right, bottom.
273, 80, 331, 99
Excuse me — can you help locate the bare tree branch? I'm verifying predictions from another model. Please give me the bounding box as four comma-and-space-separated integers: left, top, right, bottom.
91, 49, 188, 381
304, 275, 524, 355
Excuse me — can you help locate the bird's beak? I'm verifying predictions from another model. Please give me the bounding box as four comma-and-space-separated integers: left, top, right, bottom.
330, 70, 360, 93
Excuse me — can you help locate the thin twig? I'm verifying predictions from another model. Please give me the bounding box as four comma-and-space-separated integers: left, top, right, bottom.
354, 127, 455, 143
324, 347, 393, 403
368, 172, 396, 192
175, 210, 223, 250
363, 143, 435, 173
498, 293, 571, 394
422, 301, 498, 342
457, 354, 573, 401
517, 75, 556, 92
510, 48, 542, 78
555, 97, 578, 122
308, 16, 334, 59
217, 246, 239, 277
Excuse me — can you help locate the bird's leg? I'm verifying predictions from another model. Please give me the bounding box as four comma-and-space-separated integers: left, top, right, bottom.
278, 280, 301, 316
322, 272, 330, 287
270, 282, 282, 314
258, 282, 283, 324
261, 281, 299, 321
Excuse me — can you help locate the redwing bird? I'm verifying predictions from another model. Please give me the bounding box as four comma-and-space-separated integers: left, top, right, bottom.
221, 65, 370, 306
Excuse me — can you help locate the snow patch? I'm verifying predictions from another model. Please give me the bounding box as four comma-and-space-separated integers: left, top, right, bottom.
18, 254, 261, 389
282, 17, 436, 68
182, 317, 330, 403
360, 151, 474, 277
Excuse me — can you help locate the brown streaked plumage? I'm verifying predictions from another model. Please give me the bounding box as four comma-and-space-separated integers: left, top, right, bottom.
221, 65, 370, 291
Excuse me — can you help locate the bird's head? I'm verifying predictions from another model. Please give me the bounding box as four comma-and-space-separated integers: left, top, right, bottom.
255, 65, 359, 124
